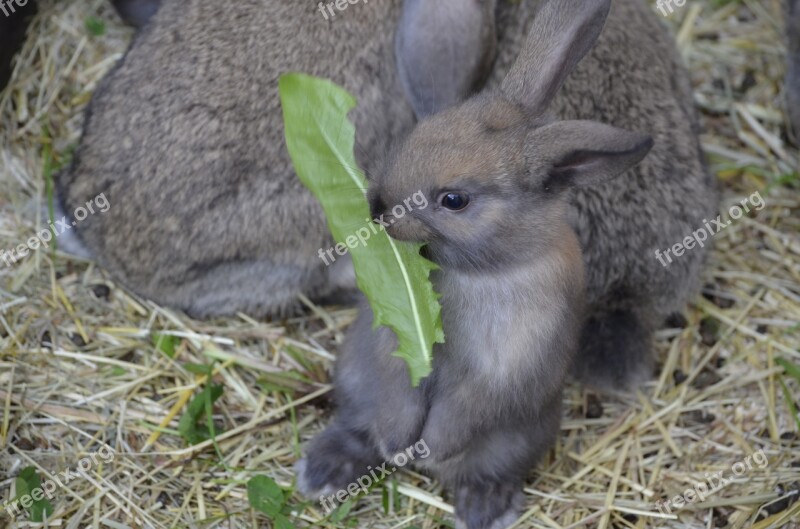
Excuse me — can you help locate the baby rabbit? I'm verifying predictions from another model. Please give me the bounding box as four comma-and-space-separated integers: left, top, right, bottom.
297, 1, 654, 527
56, 0, 498, 318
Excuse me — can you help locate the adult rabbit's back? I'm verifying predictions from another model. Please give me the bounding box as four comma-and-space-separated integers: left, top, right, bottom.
57, 0, 496, 317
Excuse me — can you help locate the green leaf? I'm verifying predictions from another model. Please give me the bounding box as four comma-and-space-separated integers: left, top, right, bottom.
392, 478, 401, 512
85, 16, 106, 36
330, 499, 354, 522
178, 384, 224, 445
247, 475, 285, 517
776, 357, 800, 384
14, 473, 31, 499
152, 333, 180, 359
183, 363, 213, 376
257, 371, 311, 394
274, 513, 295, 529
381, 483, 389, 513
15, 467, 54, 522
279, 73, 445, 386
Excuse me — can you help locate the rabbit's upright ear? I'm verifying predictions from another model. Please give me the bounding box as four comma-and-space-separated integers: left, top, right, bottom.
529, 120, 653, 188
501, 0, 611, 115
396, 0, 498, 119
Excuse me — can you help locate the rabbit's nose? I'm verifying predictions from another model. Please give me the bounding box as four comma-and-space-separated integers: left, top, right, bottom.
369, 196, 387, 220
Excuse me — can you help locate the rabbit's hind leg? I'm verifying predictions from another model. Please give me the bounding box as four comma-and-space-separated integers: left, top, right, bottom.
446, 416, 560, 529
572, 307, 654, 391
453, 479, 523, 529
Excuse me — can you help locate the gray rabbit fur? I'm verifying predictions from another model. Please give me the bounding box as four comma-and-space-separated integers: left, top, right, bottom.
297, 1, 686, 527
56, 0, 496, 318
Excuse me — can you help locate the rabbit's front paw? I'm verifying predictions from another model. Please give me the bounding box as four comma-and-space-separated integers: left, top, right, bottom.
454, 479, 523, 529
295, 457, 338, 498
296, 423, 380, 498
573, 309, 653, 391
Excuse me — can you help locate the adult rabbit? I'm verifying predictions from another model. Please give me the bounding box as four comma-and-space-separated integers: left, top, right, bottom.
56, 0, 498, 317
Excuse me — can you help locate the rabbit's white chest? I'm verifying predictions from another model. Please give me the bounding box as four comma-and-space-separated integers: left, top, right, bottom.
437, 263, 565, 385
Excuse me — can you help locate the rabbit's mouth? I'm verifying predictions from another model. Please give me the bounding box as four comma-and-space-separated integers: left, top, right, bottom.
380, 214, 432, 243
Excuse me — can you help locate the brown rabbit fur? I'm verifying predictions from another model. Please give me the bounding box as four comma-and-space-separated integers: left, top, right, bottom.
297, 2, 658, 527
56, 0, 497, 318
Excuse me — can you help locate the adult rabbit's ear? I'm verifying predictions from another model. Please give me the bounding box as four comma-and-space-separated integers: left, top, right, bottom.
396, 0, 498, 119
110, 0, 162, 28
501, 0, 611, 115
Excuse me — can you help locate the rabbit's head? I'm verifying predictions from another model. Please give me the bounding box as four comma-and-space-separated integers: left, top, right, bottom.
369, 0, 653, 271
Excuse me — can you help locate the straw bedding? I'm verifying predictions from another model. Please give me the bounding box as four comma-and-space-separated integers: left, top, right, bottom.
0, 0, 798, 527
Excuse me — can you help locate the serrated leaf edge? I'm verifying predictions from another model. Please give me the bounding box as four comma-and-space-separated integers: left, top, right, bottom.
308, 93, 433, 376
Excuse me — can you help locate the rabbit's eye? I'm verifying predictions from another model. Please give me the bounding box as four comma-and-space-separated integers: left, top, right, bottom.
441, 192, 469, 211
